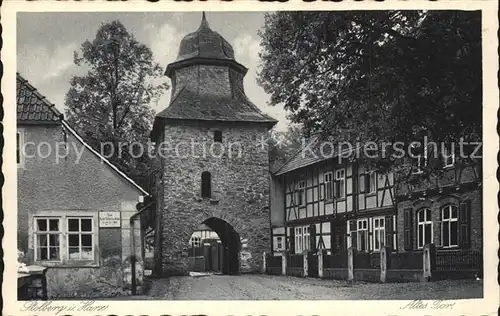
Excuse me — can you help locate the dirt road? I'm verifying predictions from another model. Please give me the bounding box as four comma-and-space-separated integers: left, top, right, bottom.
145, 274, 482, 300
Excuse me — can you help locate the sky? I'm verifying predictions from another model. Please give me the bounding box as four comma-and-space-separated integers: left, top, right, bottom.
17, 12, 289, 130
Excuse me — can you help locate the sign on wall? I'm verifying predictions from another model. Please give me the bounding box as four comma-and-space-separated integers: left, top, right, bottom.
99, 211, 121, 228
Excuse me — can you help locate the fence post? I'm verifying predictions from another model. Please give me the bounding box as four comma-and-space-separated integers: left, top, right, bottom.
318, 250, 324, 278
262, 252, 267, 274
348, 247, 355, 281
281, 253, 287, 276
423, 243, 436, 281
380, 247, 387, 283
303, 252, 308, 277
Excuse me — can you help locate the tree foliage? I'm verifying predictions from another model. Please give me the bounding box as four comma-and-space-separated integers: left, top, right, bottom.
268, 124, 304, 172
258, 11, 482, 177
65, 20, 168, 192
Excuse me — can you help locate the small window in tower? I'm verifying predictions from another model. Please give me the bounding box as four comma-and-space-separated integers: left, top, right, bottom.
214, 130, 222, 143
201, 171, 212, 198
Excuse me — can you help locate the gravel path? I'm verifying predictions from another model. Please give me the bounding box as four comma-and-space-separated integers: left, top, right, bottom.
145, 274, 483, 300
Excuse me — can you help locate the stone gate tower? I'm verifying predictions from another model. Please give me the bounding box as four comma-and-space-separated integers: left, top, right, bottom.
150, 13, 277, 276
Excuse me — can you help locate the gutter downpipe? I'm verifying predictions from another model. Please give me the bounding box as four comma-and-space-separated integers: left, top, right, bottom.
130, 200, 154, 295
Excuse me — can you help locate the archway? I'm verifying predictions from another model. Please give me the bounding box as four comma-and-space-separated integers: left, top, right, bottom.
189, 217, 241, 275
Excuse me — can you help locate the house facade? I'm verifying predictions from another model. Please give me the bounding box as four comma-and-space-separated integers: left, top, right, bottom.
270, 147, 397, 257
17, 74, 149, 298
270, 141, 482, 275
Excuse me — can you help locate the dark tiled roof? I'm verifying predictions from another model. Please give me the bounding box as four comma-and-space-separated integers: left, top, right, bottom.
17, 73, 62, 124
175, 13, 235, 63
156, 85, 277, 124
274, 138, 357, 175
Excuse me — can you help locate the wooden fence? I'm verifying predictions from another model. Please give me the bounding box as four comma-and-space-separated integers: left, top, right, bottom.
388, 252, 423, 270
286, 254, 304, 277
266, 254, 283, 275
263, 246, 482, 283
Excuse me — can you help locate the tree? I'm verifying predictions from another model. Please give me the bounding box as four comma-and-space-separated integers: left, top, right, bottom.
268, 124, 304, 172
258, 11, 481, 178
65, 20, 169, 193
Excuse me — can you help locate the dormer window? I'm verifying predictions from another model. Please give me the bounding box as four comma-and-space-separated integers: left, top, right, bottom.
201, 171, 212, 198
214, 130, 222, 143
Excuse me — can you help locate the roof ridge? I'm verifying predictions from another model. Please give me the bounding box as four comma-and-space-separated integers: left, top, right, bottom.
17, 72, 63, 119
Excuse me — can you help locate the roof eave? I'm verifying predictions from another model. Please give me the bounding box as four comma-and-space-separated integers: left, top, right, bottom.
165, 57, 248, 77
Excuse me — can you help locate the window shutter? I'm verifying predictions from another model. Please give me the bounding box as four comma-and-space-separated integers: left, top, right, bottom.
289, 228, 295, 254
403, 208, 413, 250
310, 224, 317, 252
334, 180, 341, 198
365, 174, 371, 193
359, 175, 366, 193
385, 215, 393, 251
459, 200, 471, 249
330, 223, 337, 253
349, 220, 357, 250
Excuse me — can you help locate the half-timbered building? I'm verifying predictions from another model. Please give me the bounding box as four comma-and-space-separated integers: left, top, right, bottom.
270, 145, 397, 256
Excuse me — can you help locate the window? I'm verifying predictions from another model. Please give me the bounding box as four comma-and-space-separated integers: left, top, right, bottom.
335, 169, 345, 198
356, 219, 369, 252
274, 236, 284, 251
442, 205, 458, 248
295, 180, 305, 206
294, 225, 310, 253
67, 218, 94, 260
33, 214, 98, 265
324, 172, 334, 200
373, 217, 385, 251
360, 172, 376, 194
190, 236, 201, 248
34, 218, 61, 261
417, 208, 433, 249
214, 130, 222, 142
17, 128, 25, 167
201, 171, 212, 198
442, 145, 455, 168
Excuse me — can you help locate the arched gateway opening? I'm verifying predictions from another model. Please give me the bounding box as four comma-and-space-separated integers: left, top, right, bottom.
188, 217, 241, 275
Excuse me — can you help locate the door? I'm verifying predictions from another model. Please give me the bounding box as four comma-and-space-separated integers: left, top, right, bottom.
331, 223, 347, 253
307, 251, 319, 277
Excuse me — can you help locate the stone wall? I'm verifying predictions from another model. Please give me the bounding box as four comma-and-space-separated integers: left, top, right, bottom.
159, 121, 271, 275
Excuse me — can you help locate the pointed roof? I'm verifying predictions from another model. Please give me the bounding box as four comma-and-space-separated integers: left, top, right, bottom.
16, 73, 150, 197
17, 73, 63, 124
172, 12, 235, 65
155, 85, 277, 124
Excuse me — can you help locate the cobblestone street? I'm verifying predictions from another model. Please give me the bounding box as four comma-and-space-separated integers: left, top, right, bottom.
143, 274, 483, 300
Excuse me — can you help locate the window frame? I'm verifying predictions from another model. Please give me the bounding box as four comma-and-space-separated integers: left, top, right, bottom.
373, 216, 386, 251
66, 217, 95, 261
366, 172, 377, 194
32, 212, 99, 267
416, 208, 433, 249
34, 217, 63, 262
294, 225, 310, 253
356, 219, 369, 252
335, 169, 345, 199
441, 205, 459, 248
296, 180, 306, 207
275, 236, 284, 251
324, 172, 334, 201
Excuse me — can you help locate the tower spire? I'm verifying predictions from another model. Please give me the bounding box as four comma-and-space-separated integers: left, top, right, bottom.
200, 11, 209, 28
